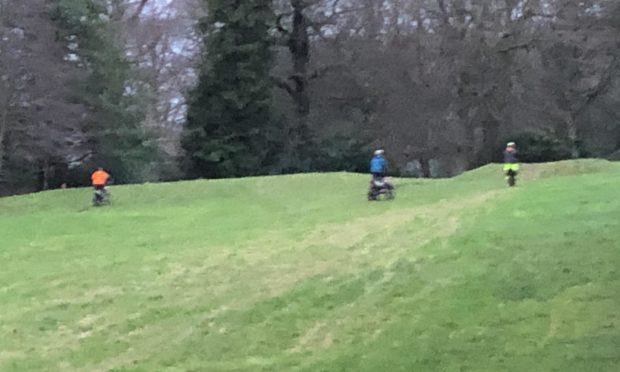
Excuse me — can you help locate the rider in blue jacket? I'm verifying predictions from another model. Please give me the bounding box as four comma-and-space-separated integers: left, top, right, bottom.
370, 149, 387, 179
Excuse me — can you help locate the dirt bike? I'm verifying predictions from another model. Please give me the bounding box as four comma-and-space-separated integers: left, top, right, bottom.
506, 170, 517, 187
93, 187, 110, 207
368, 177, 395, 201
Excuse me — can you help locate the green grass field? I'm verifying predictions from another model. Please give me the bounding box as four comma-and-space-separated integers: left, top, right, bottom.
1, 160, 619, 371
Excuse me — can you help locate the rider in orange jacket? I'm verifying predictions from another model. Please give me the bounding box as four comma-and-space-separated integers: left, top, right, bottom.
91, 168, 110, 191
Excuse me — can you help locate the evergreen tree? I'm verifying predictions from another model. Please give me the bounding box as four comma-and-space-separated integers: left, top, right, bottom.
55, 0, 159, 184
80, 29, 159, 184
182, 0, 279, 179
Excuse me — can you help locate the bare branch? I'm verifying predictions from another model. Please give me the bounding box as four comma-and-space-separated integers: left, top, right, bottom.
271, 76, 295, 96
131, 0, 150, 20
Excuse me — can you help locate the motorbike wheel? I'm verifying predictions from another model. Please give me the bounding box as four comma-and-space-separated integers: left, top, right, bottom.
93, 190, 106, 207
507, 172, 516, 187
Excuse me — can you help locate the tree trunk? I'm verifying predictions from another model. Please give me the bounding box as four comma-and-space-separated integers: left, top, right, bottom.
289, 1, 311, 142
37, 159, 49, 191
0, 2, 8, 178
277, 0, 313, 166
0, 83, 9, 177
566, 115, 580, 158
476, 119, 500, 165
419, 157, 431, 178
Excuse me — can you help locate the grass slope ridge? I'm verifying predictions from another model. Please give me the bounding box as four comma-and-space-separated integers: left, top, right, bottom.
1, 160, 619, 371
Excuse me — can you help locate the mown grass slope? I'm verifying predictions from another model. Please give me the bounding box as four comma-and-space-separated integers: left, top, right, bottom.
1, 160, 619, 371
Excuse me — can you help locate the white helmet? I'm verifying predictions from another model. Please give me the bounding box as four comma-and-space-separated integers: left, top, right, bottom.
374, 149, 385, 156
507, 142, 516, 147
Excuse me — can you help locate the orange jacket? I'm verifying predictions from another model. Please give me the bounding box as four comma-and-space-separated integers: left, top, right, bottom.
91, 170, 110, 186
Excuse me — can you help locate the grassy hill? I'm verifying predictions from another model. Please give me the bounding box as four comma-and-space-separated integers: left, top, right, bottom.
1, 160, 619, 371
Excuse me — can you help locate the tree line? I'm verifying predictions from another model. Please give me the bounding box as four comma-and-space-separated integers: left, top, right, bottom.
1, 0, 619, 195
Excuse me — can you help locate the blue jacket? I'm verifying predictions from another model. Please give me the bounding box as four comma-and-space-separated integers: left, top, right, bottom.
370, 155, 387, 174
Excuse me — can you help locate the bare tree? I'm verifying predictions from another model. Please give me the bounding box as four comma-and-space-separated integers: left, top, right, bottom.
0, 0, 90, 192
273, 0, 620, 175
119, 0, 201, 176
